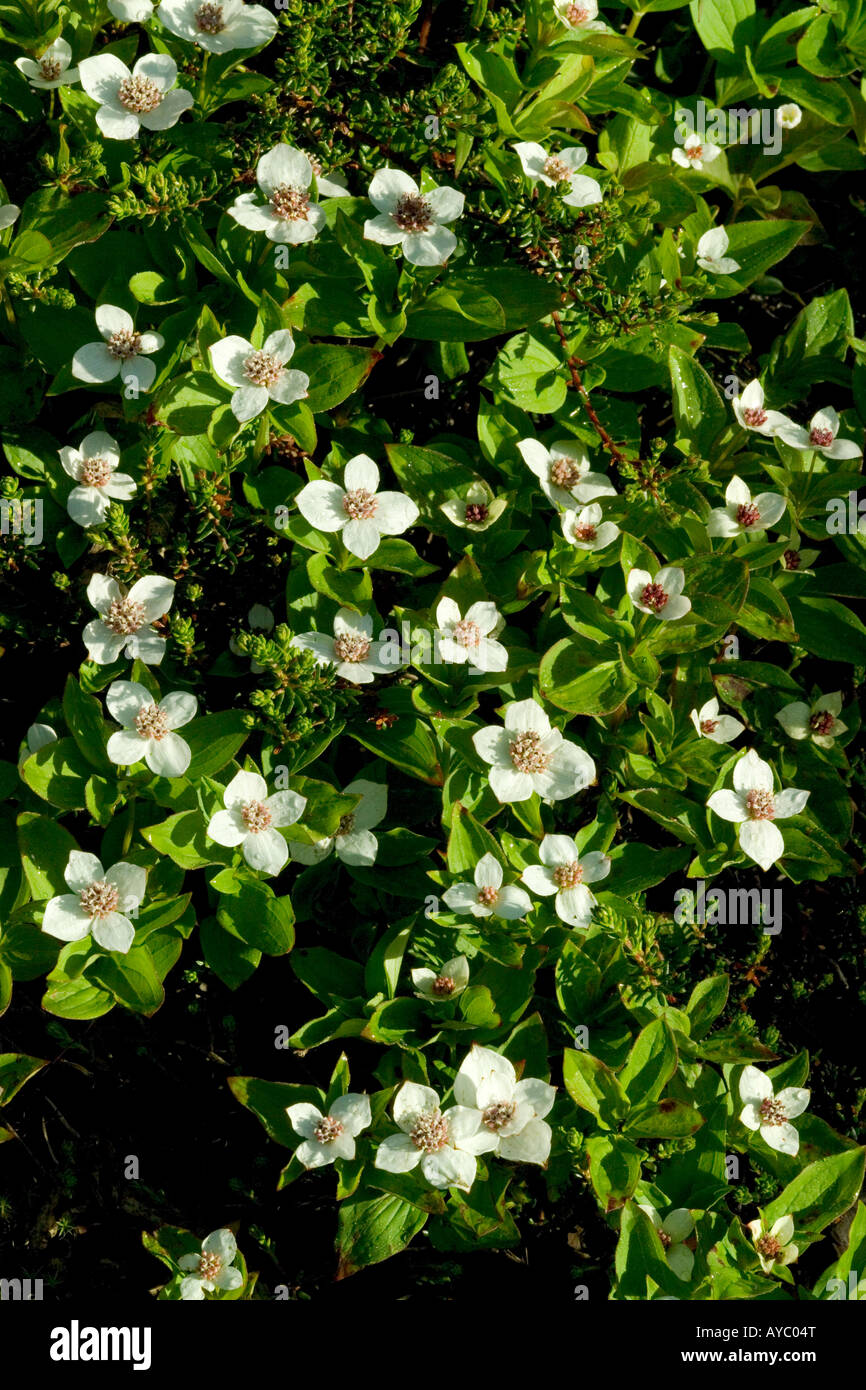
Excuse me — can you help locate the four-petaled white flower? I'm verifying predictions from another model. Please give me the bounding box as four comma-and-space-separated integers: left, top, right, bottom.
42, 851, 146, 955
207, 768, 307, 876
513, 142, 602, 208
442, 852, 533, 921
777, 406, 862, 459
159, 0, 278, 52
286, 1094, 371, 1169
59, 430, 135, 528
521, 834, 610, 928
739, 1065, 810, 1156
440, 480, 506, 531
210, 330, 309, 423
72, 304, 164, 393
707, 476, 787, 539
690, 697, 744, 744
295, 454, 419, 561
638, 1205, 696, 1281
454, 1045, 556, 1166
0, 204, 19, 230
696, 227, 740, 274
106, 680, 197, 778
78, 53, 193, 140
707, 749, 809, 871
435, 598, 507, 674
562, 503, 619, 552
553, 0, 603, 31
411, 955, 470, 1002
288, 778, 387, 868
363, 168, 464, 267
672, 133, 721, 171
776, 692, 846, 749
373, 1080, 491, 1192
290, 608, 393, 685
179, 1229, 243, 1301
228, 144, 326, 245
473, 697, 596, 804
84, 572, 175, 665
747, 1213, 799, 1274
777, 103, 802, 130
15, 38, 79, 89
518, 437, 616, 510
627, 566, 691, 621
732, 379, 795, 437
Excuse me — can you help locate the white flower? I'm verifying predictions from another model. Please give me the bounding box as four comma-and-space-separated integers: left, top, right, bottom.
776, 692, 846, 749
513, 142, 602, 208
638, 1205, 696, 1281
0, 204, 20, 230
453, 1044, 556, 1165
209, 330, 308, 423
517, 437, 616, 509
59, 430, 135, 527
71, 304, 164, 393
160, 0, 277, 52
521, 834, 609, 928
435, 598, 507, 674
777, 103, 802, 130
442, 851, 533, 921
373, 1080, 491, 1192
707, 476, 787, 539
473, 697, 596, 804
672, 133, 721, 171
84, 572, 174, 665
106, 680, 197, 778
109, 0, 154, 18
707, 749, 809, 871
228, 144, 326, 245
288, 778, 386, 868
690, 697, 744, 744
26, 722, 57, 753
739, 1065, 810, 1156
411, 955, 470, 1002
732, 379, 796, 437
627, 566, 691, 621
295, 453, 419, 561
573, 244, 591, 269
15, 38, 79, 89
179, 1229, 243, 1300
207, 768, 306, 876
363, 168, 464, 267
290, 609, 393, 685
440, 480, 506, 531
779, 531, 819, 573
776, 406, 862, 459
695, 226, 740, 274
286, 1094, 371, 1168
553, 0, 602, 31
747, 1212, 799, 1273
562, 503, 619, 552
42, 851, 146, 955
78, 52, 193, 140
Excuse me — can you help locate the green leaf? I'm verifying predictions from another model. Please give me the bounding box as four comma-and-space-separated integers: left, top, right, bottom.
684, 974, 729, 1039
19, 737, 92, 810
200, 916, 261, 990
140, 811, 226, 869
563, 1047, 630, 1125
184, 710, 250, 779
216, 878, 295, 956
488, 332, 567, 413
619, 1020, 678, 1105
62, 674, 112, 774
86, 944, 165, 1016
335, 1191, 428, 1277
293, 344, 380, 413
764, 1149, 866, 1237
624, 1099, 704, 1138
17, 812, 78, 898
584, 1133, 644, 1212
668, 344, 728, 456
539, 643, 636, 715
0, 1053, 47, 1106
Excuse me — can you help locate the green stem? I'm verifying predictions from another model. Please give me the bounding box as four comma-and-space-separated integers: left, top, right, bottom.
625, 11, 643, 38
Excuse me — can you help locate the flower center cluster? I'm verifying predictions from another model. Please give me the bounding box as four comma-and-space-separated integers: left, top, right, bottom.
566, 2, 591, 21
657, 1230, 672, 1250
452, 619, 481, 649
736, 502, 761, 528
700, 718, 718, 734
241, 799, 272, 833
476, 885, 499, 907
809, 711, 835, 735
79, 880, 120, 919
465, 502, 488, 524
134, 704, 170, 741
746, 788, 776, 821
107, 330, 142, 360
40, 56, 62, 80
313, 1116, 344, 1144
431, 975, 455, 997
195, 1, 225, 32
243, 350, 283, 388
783, 549, 801, 571
810, 426, 834, 447
117, 75, 162, 115
553, 861, 584, 889
509, 730, 550, 774
543, 155, 572, 183
482, 1101, 516, 1132
393, 193, 433, 232
342, 487, 377, 521
198, 1251, 222, 1281
80, 456, 113, 488
550, 458, 582, 490
755, 1234, 782, 1260
758, 1096, 788, 1126
410, 1108, 449, 1153
686, 143, 704, 161
333, 633, 371, 663
572, 522, 597, 542
104, 596, 146, 635
743, 406, 767, 427
337, 812, 356, 836
270, 184, 310, 221
640, 582, 669, 613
